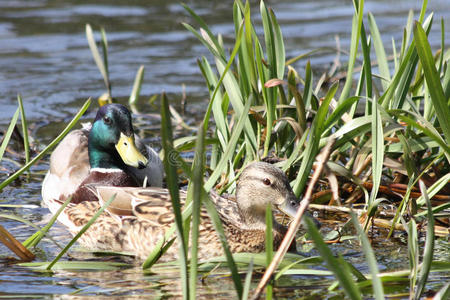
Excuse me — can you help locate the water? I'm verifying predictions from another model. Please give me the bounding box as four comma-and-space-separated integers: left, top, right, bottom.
0, 0, 449, 298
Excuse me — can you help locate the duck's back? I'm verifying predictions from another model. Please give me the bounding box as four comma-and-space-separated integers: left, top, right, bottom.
42, 128, 90, 209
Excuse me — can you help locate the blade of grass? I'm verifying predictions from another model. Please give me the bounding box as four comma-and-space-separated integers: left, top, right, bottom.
415, 173, 450, 206
260, 1, 280, 157
23, 196, 73, 249
242, 1, 257, 92
242, 258, 254, 300
188, 124, 206, 300
303, 61, 314, 110
404, 216, 419, 294
100, 27, 110, 95
350, 212, 384, 299
358, 20, 373, 100
129, 65, 145, 106
323, 96, 360, 131
46, 193, 116, 270
306, 217, 362, 299
293, 82, 337, 196
0, 108, 19, 162
260, 1, 276, 78
270, 6, 285, 80
434, 282, 450, 300
413, 21, 450, 147
204, 95, 252, 191
141, 212, 187, 269
287, 67, 307, 131
86, 24, 111, 99
0, 99, 91, 191
160, 92, 189, 299
414, 180, 435, 299
197, 58, 229, 147
338, 0, 363, 103
17, 94, 30, 164
181, 3, 225, 59
368, 13, 391, 91
389, 112, 450, 155
369, 98, 384, 205
384, 13, 433, 109
21, 260, 130, 271
203, 195, 243, 298
265, 204, 273, 300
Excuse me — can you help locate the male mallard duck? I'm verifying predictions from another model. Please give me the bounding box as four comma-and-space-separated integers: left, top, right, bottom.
42, 103, 164, 216
50, 162, 301, 261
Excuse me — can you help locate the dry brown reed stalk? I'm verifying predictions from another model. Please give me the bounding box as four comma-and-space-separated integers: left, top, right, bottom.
0, 224, 35, 261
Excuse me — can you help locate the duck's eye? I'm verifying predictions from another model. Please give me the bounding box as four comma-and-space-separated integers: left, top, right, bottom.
262, 178, 271, 186
103, 116, 112, 125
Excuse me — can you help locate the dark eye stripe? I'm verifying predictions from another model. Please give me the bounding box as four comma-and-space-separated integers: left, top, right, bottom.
242, 175, 275, 187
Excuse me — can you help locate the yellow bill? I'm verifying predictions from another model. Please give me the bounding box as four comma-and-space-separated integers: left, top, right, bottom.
115, 133, 148, 169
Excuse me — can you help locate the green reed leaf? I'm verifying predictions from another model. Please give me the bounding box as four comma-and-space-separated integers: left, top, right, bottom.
46, 193, 116, 270
339, 0, 363, 103
204, 95, 252, 191
434, 282, 450, 300
305, 217, 362, 300
203, 195, 243, 298
21, 261, 129, 271
414, 21, 450, 147
368, 13, 391, 91
160, 92, 189, 299
86, 24, 110, 99
0, 108, 19, 162
0, 99, 91, 191
415, 173, 450, 206
265, 204, 273, 300
188, 124, 206, 299
242, 258, 254, 300
293, 82, 337, 196
17, 94, 30, 164
351, 212, 384, 299
414, 180, 434, 299
370, 98, 384, 205
129, 65, 145, 105
23, 195, 72, 249
181, 3, 224, 59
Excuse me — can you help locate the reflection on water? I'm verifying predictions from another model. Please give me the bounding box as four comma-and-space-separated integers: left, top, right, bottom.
0, 0, 449, 297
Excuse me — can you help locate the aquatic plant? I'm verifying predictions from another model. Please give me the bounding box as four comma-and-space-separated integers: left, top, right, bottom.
180, 0, 449, 298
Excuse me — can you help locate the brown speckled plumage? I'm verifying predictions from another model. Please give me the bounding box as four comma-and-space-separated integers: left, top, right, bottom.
56, 162, 300, 261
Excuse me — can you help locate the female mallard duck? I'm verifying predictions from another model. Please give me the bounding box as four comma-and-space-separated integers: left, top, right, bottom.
52, 162, 301, 261
42, 103, 164, 216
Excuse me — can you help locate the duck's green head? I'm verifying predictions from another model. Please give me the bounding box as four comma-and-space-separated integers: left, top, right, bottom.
88, 104, 148, 170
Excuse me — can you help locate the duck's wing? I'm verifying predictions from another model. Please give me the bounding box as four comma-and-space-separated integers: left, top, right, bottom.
209, 190, 245, 227
42, 128, 90, 211
92, 186, 185, 222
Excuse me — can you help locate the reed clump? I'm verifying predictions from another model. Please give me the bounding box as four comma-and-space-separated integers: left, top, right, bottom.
0, 0, 448, 299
